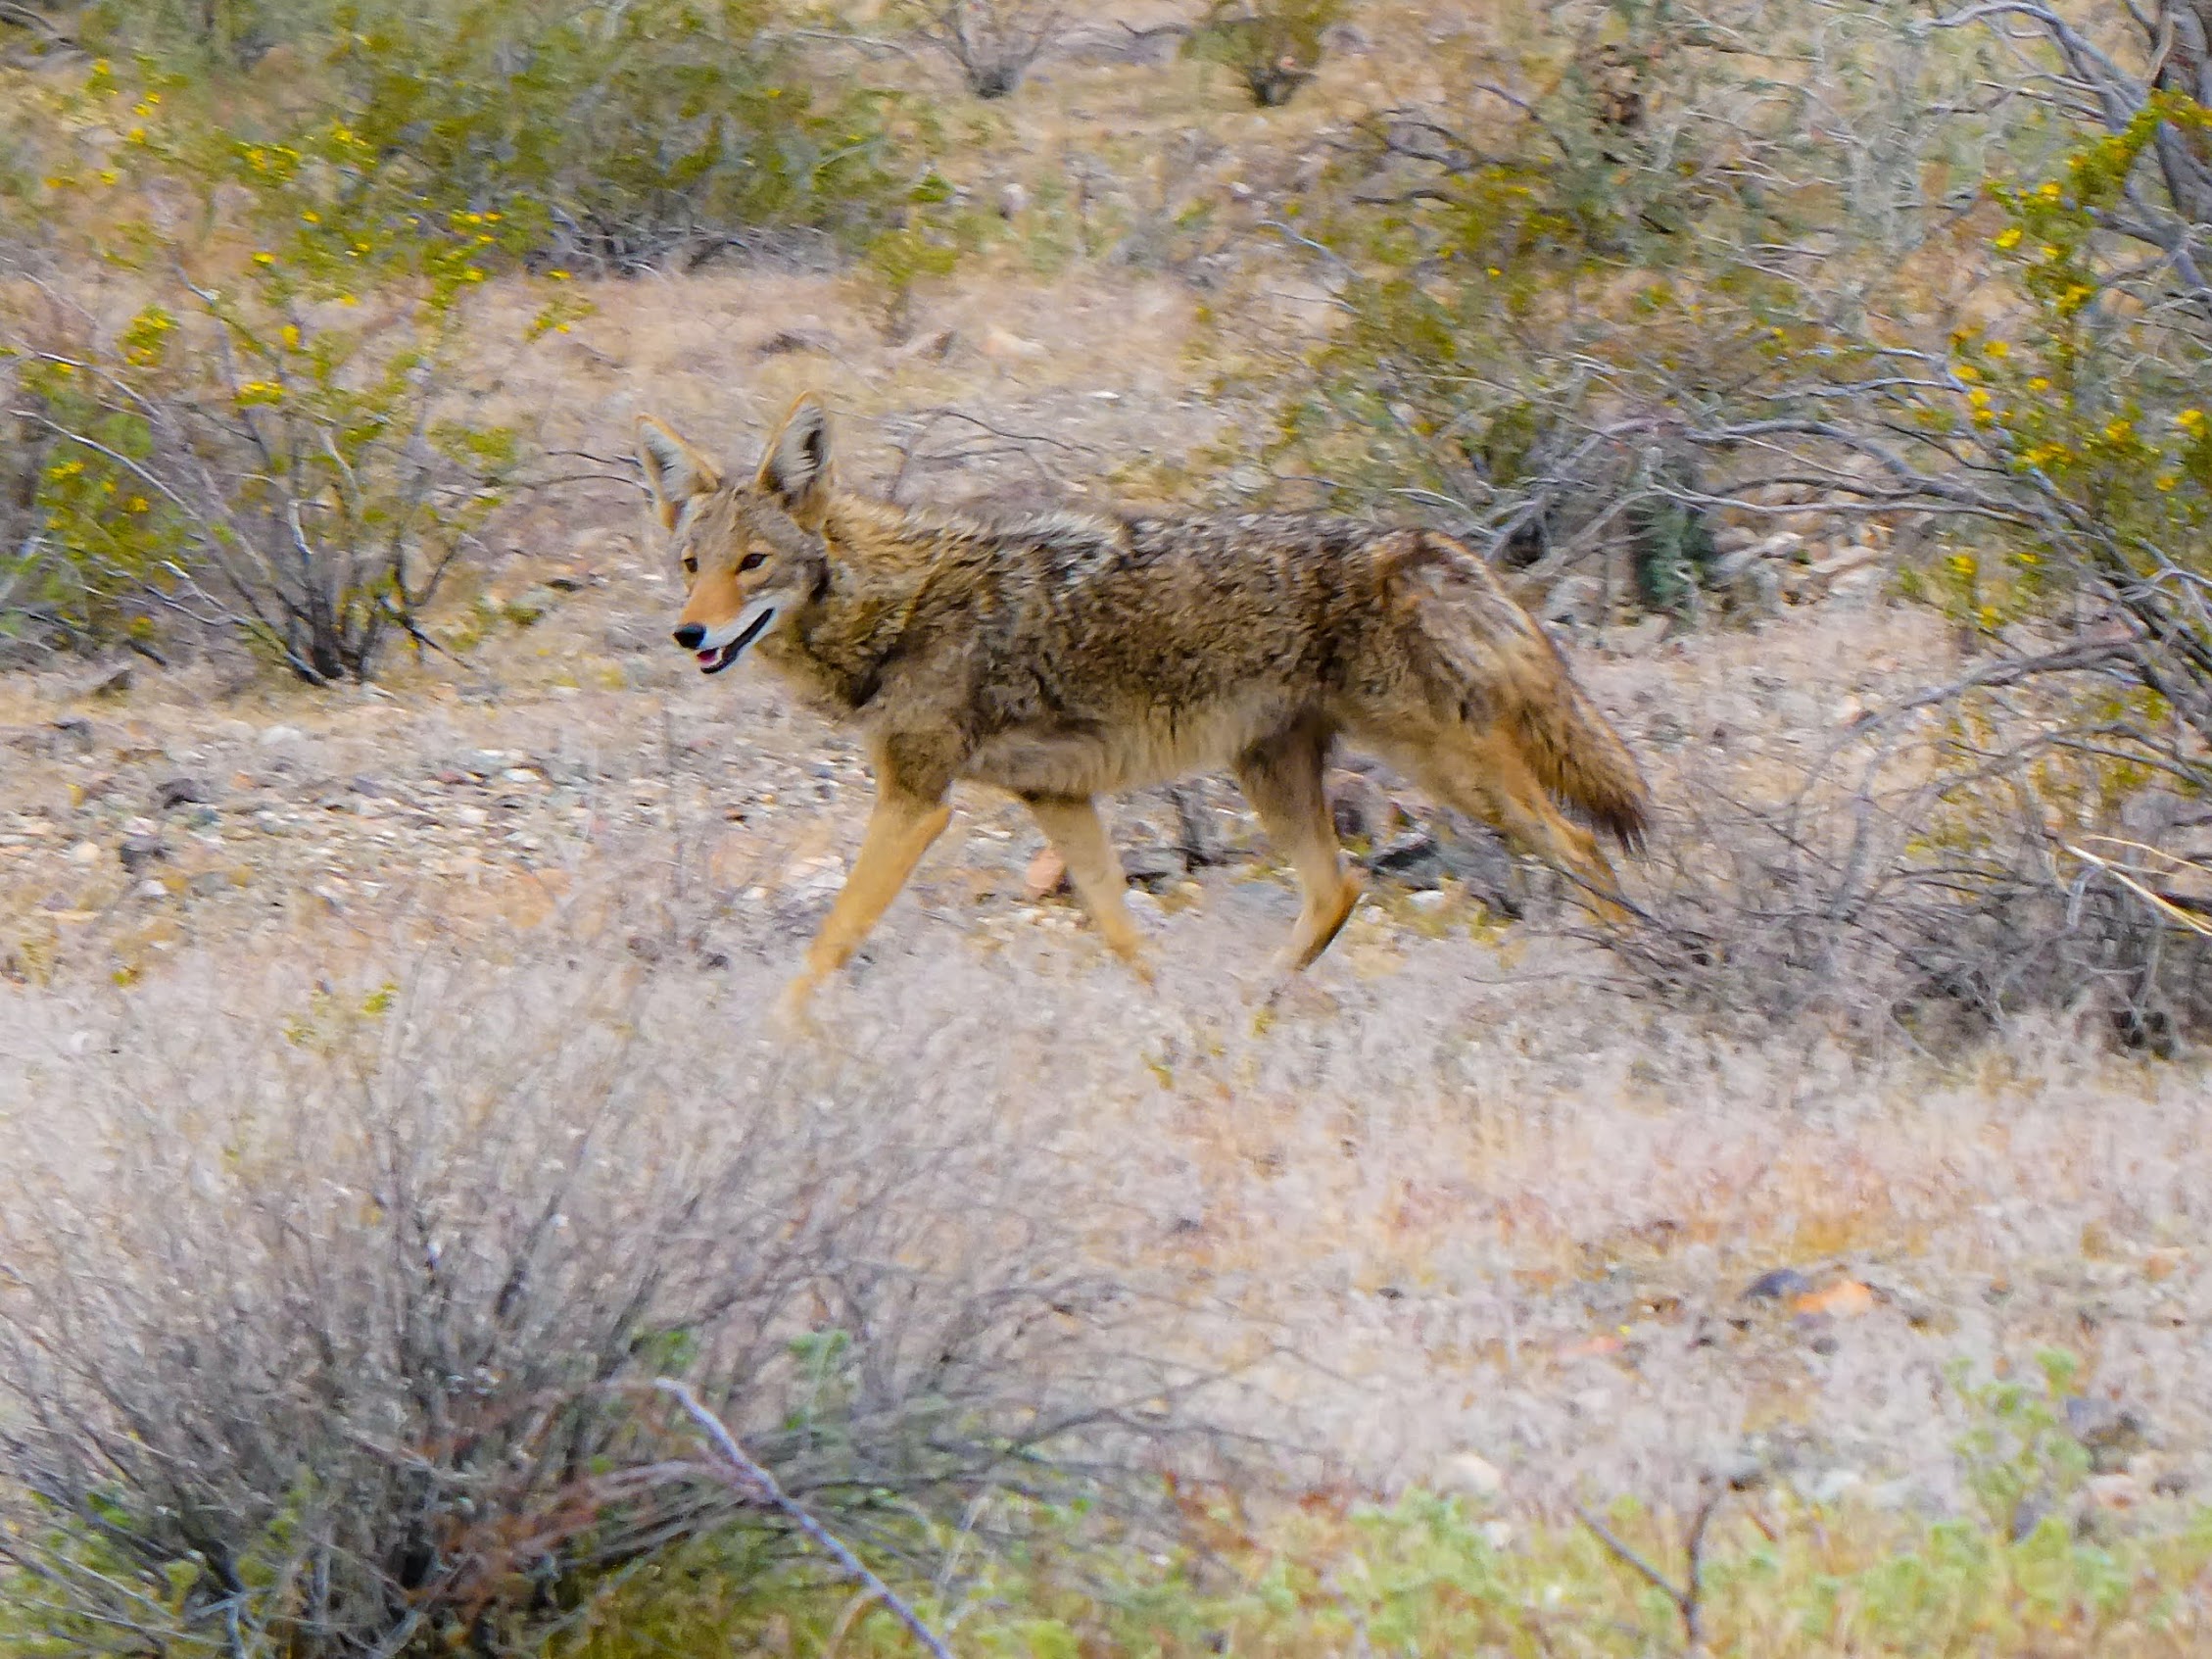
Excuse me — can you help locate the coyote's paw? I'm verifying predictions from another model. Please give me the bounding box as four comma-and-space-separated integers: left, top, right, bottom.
772, 973, 828, 1041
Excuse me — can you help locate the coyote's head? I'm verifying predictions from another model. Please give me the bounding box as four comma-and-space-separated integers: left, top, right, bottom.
638, 397, 836, 676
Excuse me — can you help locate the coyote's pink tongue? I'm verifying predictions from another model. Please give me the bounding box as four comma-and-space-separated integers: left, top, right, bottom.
697, 650, 715, 666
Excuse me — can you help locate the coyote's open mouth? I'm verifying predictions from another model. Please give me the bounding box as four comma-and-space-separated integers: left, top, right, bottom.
697, 606, 776, 674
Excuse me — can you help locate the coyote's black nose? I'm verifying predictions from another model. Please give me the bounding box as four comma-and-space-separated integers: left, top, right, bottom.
672, 623, 705, 650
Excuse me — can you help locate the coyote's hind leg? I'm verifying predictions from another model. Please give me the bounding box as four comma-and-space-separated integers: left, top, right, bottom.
1234, 720, 1364, 971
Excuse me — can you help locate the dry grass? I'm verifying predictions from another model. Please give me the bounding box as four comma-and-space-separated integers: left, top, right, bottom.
7, 4, 2212, 1649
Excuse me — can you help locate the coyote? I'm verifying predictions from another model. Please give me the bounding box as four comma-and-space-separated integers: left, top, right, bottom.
642, 396, 1650, 1015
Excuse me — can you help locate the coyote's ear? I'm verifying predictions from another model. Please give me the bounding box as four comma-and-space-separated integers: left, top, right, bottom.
636, 416, 723, 531
756, 395, 832, 519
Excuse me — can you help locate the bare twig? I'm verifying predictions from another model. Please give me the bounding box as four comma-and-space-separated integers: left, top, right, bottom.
1573, 1481, 1723, 1655
651, 1381, 958, 1659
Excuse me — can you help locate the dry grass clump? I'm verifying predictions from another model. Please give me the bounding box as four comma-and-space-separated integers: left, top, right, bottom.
0, 945, 1219, 1655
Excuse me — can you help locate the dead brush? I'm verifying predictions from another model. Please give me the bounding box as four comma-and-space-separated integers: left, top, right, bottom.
1611, 656, 2212, 1049
0, 947, 1219, 1655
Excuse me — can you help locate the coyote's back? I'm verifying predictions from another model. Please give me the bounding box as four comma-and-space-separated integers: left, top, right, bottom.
641, 397, 1650, 1016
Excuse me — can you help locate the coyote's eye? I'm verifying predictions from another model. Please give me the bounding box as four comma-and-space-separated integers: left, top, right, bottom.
680, 554, 697, 576
738, 551, 767, 573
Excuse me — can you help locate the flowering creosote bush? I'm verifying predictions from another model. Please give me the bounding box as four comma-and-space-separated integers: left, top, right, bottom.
1930, 96, 2212, 712
4, 57, 550, 681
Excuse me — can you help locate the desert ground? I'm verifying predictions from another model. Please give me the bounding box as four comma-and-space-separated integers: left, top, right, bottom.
5, 2, 2210, 1652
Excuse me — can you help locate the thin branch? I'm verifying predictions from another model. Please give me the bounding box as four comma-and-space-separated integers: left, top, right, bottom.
650, 1381, 957, 1659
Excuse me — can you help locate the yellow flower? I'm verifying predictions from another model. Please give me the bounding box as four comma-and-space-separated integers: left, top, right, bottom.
280, 324, 301, 349
1967, 388, 1991, 408
2154, 474, 2178, 491
1994, 226, 2023, 251
2039, 181, 2062, 201
126, 126, 146, 143
97, 169, 119, 185
253, 251, 275, 266
2179, 408, 2207, 435
2027, 376, 2050, 392
1954, 362, 1980, 383
302, 210, 320, 223
1986, 340, 2008, 359
2103, 417, 2133, 443
126, 496, 149, 512
548, 268, 571, 281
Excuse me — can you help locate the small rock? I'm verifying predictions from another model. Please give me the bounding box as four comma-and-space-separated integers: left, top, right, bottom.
1792, 1279, 1876, 1320
1368, 831, 1445, 888
981, 326, 1046, 363
1741, 1266, 1812, 1302
1439, 1452, 1505, 1500
998, 181, 1030, 219
69, 840, 102, 866
1123, 845, 1185, 891
50, 716, 96, 756
1541, 573, 1599, 624
133, 878, 168, 901
84, 660, 133, 699
602, 621, 658, 655
1025, 847, 1069, 899
1827, 566, 1886, 610
1328, 772, 1391, 844
756, 325, 838, 357
1610, 615, 1671, 657
2087, 1474, 2144, 1510
258, 724, 304, 748
1408, 889, 1451, 913
119, 834, 167, 873
453, 805, 491, 828
189, 869, 236, 896
1808, 544, 1884, 578
1479, 1519, 1515, 1551
155, 776, 211, 809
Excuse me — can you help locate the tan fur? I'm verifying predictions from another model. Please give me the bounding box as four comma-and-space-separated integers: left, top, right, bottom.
642, 396, 1652, 1014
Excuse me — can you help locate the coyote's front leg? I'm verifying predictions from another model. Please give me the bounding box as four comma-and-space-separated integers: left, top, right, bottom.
779, 777, 951, 1023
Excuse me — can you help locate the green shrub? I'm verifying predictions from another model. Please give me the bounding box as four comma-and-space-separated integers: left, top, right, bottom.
1184, 0, 1346, 108
75, 0, 924, 274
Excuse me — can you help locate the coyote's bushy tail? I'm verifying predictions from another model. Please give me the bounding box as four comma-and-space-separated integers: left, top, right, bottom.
1508, 677, 1652, 851
1407, 532, 1654, 853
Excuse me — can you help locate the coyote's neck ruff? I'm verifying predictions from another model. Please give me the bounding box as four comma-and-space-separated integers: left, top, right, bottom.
643, 396, 1650, 1018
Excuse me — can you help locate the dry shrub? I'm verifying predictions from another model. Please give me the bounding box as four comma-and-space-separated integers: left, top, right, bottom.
1618, 670, 2212, 1049
900, 0, 1064, 100
0, 949, 1212, 1654
1185, 0, 1346, 108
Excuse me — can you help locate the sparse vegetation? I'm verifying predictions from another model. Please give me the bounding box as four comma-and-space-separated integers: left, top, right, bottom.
5, 0, 2212, 1653
1185, 0, 1345, 108
0, 951, 1204, 1655
898, 0, 1064, 99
